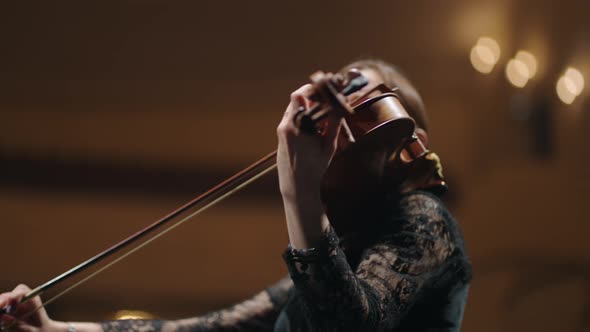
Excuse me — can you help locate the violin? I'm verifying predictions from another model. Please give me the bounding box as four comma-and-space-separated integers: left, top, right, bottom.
298, 69, 446, 234
0, 68, 445, 329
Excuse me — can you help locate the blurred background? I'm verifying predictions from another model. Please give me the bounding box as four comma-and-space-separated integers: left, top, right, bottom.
1, 1, 588, 331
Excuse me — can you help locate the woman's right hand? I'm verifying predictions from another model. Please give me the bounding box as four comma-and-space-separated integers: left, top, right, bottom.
0, 284, 62, 332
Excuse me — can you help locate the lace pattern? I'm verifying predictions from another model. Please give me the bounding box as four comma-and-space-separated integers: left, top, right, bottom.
99, 191, 470, 332
100, 277, 292, 332
282, 191, 470, 331
100, 319, 164, 332
170, 277, 292, 332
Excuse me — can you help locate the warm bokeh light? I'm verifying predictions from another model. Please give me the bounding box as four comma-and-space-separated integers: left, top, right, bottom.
556, 76, 576, 104
556, 67, 585, 104
114, 310, 156, 320
505, 58, 530, 88
515, 50, 537, 78
478, 37, 501, 61
564, 67, 585, 95
470, 45, 495, 73
470, 37, 500, 74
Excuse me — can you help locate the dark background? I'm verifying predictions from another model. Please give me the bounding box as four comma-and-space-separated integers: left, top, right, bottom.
1, 1, 589, 331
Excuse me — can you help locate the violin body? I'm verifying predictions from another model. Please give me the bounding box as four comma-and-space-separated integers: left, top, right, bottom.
299, 71, 445, 234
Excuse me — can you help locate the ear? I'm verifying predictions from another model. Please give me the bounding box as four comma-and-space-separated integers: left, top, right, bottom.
415, 128, 429, 148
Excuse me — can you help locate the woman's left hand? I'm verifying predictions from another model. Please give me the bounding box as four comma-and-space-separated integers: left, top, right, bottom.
276, 84, 343, 249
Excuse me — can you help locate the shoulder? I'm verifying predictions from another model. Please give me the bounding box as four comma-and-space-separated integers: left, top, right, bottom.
381, 190, 468, 260
394, 190, 472, 280
354, 192, 461, 277
388, 190, 451, 235
393, 191, 463, 239
398, 190, 447, 217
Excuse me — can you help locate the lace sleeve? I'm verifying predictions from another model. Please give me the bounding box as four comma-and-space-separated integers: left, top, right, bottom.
282, 192, 458, 331
99, 277, 293, 332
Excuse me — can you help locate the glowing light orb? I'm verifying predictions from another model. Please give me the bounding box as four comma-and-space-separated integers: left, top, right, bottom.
505, 59, 530, 88
515, 51, 538, 78
470, 37, 500, 74
556, 67, 585, 105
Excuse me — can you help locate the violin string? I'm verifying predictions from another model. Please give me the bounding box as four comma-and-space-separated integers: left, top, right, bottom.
6, 162, 278, 330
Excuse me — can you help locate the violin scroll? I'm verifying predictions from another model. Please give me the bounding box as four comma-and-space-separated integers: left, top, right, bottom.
293, 70, 369, 134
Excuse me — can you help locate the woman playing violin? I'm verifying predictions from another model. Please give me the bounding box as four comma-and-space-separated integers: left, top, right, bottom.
0, 59, 472, 332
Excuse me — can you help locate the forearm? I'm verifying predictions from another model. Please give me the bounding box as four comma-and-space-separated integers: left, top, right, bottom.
283, 226, 376, 331
70, 277, 291, 332
282, 193, 330, 249
67, 319, 172, 332
55, 321, 103, 332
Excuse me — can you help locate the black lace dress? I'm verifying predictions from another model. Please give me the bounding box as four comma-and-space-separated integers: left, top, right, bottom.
101, 191, 472, 332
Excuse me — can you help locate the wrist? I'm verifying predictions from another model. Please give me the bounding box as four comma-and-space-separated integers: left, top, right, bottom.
162, 320, 178, 332
281, 182, 323, 205
51, 321, 103, 332
280, 180, 331, 249
280, 185, 321, 204
50, 321, 71, 332
283, 201, 330, 249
